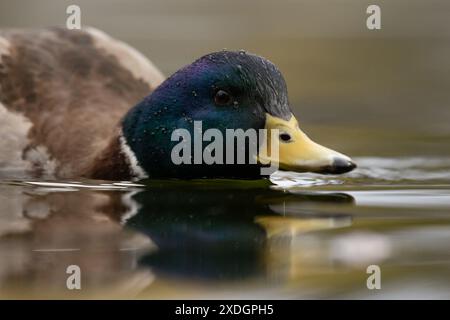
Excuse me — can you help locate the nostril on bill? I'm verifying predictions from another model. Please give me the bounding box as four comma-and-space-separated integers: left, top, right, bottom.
330, 157, 357, 174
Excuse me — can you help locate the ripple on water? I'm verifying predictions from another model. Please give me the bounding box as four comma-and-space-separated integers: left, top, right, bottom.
270, 156, 450, 188
1, 156, 450, 298
0, 180, 145, 192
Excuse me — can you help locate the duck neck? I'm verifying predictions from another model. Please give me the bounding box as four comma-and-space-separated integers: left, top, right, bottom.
85, 130, 148, 181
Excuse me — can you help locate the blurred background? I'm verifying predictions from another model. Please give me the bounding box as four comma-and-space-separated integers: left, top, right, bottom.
1, 0, 449, 156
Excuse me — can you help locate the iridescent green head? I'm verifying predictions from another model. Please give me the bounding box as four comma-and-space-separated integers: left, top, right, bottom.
122, 51, 355, 179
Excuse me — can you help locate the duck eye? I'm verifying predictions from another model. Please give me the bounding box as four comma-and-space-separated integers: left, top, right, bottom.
214, 90, 232, 106
279, 132, 292, 143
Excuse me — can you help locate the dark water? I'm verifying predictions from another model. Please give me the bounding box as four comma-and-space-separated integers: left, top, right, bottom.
1, 155, 450, 299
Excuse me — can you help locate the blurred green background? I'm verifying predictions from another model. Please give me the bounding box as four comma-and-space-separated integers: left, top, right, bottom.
1, 0, 449, 156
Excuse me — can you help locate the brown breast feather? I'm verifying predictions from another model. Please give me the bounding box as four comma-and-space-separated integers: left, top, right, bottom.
0, 27, 164, 179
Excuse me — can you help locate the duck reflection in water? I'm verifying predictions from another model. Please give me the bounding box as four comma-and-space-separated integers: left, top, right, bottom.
0, 180, 354, 297
122, 181, 354, 281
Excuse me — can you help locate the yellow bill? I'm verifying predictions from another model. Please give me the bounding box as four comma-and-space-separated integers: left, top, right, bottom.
258, 113, 356, 174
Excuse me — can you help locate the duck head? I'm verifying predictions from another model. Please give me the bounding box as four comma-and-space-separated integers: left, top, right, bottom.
122, 51, 356, 179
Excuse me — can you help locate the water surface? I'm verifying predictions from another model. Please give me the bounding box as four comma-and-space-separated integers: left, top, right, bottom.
1, 155, 449, 299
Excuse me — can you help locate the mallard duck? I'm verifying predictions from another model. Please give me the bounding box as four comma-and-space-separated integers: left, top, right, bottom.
0, 27, 356, 180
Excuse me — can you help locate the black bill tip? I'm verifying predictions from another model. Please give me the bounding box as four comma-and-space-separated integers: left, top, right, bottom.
329, 157, 357, 174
